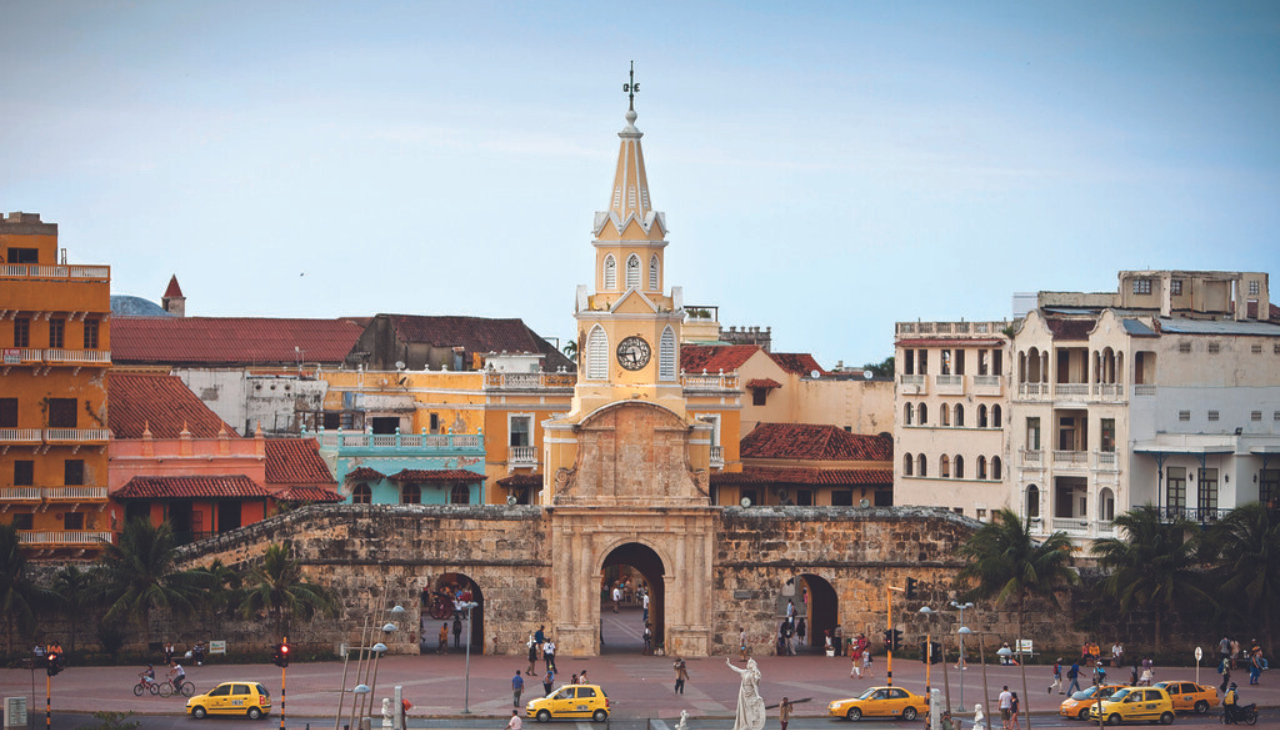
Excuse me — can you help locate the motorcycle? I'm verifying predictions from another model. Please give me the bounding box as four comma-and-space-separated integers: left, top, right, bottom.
1222, 702, 1258, 726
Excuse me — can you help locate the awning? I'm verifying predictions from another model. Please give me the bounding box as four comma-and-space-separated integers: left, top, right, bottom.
275, 487, 344, 503
345, 467, 386, 482
710, 467, 893, 486
114, 475, 272, 499
746, 378, 782, 390
497, 474, 543, 488
387, 469, 486, 483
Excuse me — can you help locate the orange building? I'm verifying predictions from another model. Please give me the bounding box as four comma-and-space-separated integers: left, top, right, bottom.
0, 212, 113, 557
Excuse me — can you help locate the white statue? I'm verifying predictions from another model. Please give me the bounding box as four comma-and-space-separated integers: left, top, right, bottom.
973, 703, 985, 730
381, 698, 393, 729
675, 710, 690, 730
726, 658, 765, 730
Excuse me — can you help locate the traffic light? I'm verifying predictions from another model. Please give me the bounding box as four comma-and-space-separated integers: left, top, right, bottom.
930, 641, 943, 664
905, 577, 918, 601
882, 629, 893, 650
890, 629, 903, 652
272, 642, 290, 668
919, 640, 929, 664
45, 651, 62, 677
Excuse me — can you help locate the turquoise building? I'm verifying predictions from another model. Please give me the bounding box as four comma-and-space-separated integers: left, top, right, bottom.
309, 428, 486, 505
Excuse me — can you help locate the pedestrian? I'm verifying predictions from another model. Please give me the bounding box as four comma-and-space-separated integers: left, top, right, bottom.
674, 657, 689, 694
786, 599, 796, 619
1009, 692, 1020, 730
1248, 650, 1263, 686
643, 592, 650, 622
1048, 657, 1063, 694
612, 585, 622, 613
163, 641, 175, 665
1140, 656, 1154, 686
453, 616, 463, 650
1111, 641, 1124, 667
739, 627, 748, 661
779, 696, 794, 730
644, 623, 653, 655
1093, 661, 1107, 687
1220, 662, 1232, 694
507, 709, 522, 730
1130, 660, 1138, 687
824, 629, 834, 656
534, 625, 546, 654
579, 669, 589, 685
851, 646, 862, 679
400, 697, 413, 728
512, 670, 525, 708
438, 623, 449, 655
862, 647, 873, 679
527, 640, 538, 676
543, 667, 555, 697
1220, 635, 1232, 666
543, 638, 557, 672
1066, 661, 1081, 696
1231, 638, 1241, 669
998, 686, 1012, 730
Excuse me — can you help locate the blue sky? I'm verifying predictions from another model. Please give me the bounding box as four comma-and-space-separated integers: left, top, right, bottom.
3, 1, 1278, 367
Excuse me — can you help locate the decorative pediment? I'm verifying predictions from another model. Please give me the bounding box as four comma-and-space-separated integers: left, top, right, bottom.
610, 288, 660, 314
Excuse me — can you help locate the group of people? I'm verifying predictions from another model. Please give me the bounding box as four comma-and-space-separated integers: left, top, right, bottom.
137, 658, 187, 694
509, 666, 591, 707
436, 616, 465, 654
997, 686, 1021, 730
1219, 635, 1268, 686
524, 625, 558, 675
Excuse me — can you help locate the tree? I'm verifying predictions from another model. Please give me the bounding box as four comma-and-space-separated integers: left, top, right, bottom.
1090, 505, 1210, 653
51, 564, 99, 654
237, 542, 337, 638
0, 523, 54, 654
1205, 502, 1280, 657
862, 356, 895, 379
562, 339, 578, 363
97, 520, 212, 648
200, 558, 243, 636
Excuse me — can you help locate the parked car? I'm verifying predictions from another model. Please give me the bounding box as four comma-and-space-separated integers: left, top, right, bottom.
1060, 684, 1127, 720
1153, 681, 1217, 714
1088, 687, 1175, 725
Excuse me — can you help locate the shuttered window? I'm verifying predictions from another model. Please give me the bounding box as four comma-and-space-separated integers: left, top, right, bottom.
659, 326, 676, 381
587, 326, 608, 380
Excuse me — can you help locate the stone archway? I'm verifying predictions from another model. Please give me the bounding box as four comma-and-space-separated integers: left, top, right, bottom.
600, 542, 666, 654
797, 574, 838, 651
420, 572, 484, 654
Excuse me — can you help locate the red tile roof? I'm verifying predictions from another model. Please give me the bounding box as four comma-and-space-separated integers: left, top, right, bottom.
711, 467, 893, 486
746, 378, 782, 389
1045, 318, 1096, 341
896, 338, 1004, 348
385, 315, 574, 371
679, 344, 760, 373
274, 486, 344, 503
344, 467, 385, 482
163, 275, 184, 299
108, 372, 239, 439
387, 469, 486, 483
1268, 303, 1279, 322
265, 439, 336, 485
768, 352, 828, 376
114, 475, 271, 499
497, 474, 543, 488
741, 423, 893, 461
111, 316, 365, 366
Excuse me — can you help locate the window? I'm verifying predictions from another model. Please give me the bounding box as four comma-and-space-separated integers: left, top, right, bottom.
14, 461, 34, 486
1170, 279, 1183, 296
954, 404, 964, 427
509, 415, 532, 447
1133, 278, 1152, 295
991, 456, 1002, 480
370, 417, 399, 435
0, 398, 16, 428
940, 402, 950, 427
978, 350, 989, 376
1252, 411, 1262, 421
6, 248, 38, 264
1260, 469, 1278, 508
903, 350, 914, 375
649, 255, 660, 291
658, 326, 676, 381
1026, 417, 1041, 451
63, 512, 84, 530
13, 318, 30, 348
400, 484, 421, 504
918, 403, 928, 425
831, 490, 853, 506
603, 254, 617, 290
64, 459, 84, 486
992, 404, 1002, 428
941, 350, 951, 375
1167, 467, 1186, 511
976, 508, 987, 521
625, 254, 641, 289
917, 454, 927, 477
940, 455, 950, 478
1198, 468, 1219, 511
1100, 487, 1115, 522
83, 319, 100, 349
918, 350, 928, 375
904, 403, 913, 426
586, 325, 608, 380
954, 455, 965, 479
352, 484, 371, 504
429, 413, 440, 433
796, 489, 813, 506
49, 318, 65, 349
12, 513, 33, 530
753, 388, 767, 406
1208, 411, 1219, 422
977, 456, 987, 480
1252, 343, 1262, 354
954, 349, 965, 375
1178, 410, 1190, 422
903, 453, 914, 476
1248, 280, 1260, 296
1178, 342, 1191, 354
1025, 484, 1040, 518
450, 483, 470, 504
1208, 342, 1220, 354
1100, 419, 1115, 453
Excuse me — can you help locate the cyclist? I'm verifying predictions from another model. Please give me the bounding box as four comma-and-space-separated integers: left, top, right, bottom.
138, 663, 156, 687
168, 660, 187, 694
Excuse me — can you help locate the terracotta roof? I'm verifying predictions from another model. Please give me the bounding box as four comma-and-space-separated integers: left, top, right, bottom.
265, 439, 336, 485
385, 315, 574, 371
710, 467, 894, 486
768, 352, 827, 376
746, 378, 782, 390
896, 338, 1004, 348
679, 345, 760, 373
1271, 303, 1280, 323
1045, 318, 1096, 341
344, 467, 385, 482
163, 275, 184, 299
741, 423, 893, 461
114, 475, 271, 499
274, 486, 344, 503
111, 316, 365, 366
497, 474, 543, 487
108, 372, 239, 439
387, 469, 486, 483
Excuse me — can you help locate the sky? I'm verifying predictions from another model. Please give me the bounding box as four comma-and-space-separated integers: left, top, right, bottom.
3, 1, 1279, 367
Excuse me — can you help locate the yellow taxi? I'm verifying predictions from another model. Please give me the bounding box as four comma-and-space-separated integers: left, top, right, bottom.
1088, 686, 1175, 725
526, 684, 610, 723
186, 681, 272, 720
827, 686, 928, 721
1153, 681, 1218, 714
1060, 685, 1126, 720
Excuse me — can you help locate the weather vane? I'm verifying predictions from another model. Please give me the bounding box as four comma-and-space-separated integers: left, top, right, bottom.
623, 61, 639, 111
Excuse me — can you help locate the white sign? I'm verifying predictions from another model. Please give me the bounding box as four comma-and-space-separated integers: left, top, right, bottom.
1195, 647, 1202, 662
2, 349, 19, 365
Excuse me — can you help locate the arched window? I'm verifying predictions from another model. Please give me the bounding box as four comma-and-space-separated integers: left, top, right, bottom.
954, 455, 965, 479
992, 456, 1003, 480
658, 326, 677, 381
1100, 487, 1115, 521
649, 255, 660, 291
904, 403, 914, 426
992, 404, 1003, 428
978, 404, 989, 428
977, 456, 988, 480
450, 483, 471, 505
918, 403, 929, 425
940, 402, 951, 427
954, 404, 965, 427
940, 455, 951, 478
352, 483, 371, 504
918, 454, 928, 477
586, 325, 608, 380
625, 254, 641, 289
401, 483, 421, 504
903, 453, 914, 476
603, 254, 617, 290
1025, 483, 1039, 518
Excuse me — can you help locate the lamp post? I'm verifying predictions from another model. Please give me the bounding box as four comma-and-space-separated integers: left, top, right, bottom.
950, 601, 973, 670
459, 601, 479, 714
919, 607, 950, 719
958, 626, 972, 716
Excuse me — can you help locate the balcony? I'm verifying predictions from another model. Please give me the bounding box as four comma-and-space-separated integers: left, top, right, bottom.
972, 375, 1003, 396
935, 374, 964, 395
43, 428, 110, 443
43, 349, 112, 367
310, 428, 484, 452
0, 264, 110, 280
1054, 383, 1090, 399
1053, 450, 1089, 467
710, 445, 724, 468
1017, 382, 1050, 400
1134, 385, 1157, 397
43, 486, 108, 501
681, 371, 740, 391
0, 487, 41, 501
1020, 450, 1043, 467
899, 374, 927, 395
1095, 451, 1119, 471
1, 348, 43, 366
0, 428, 43, 444
509, 445, 537, 467
19, 530, 114, 547
1092, 383, 1126, 402
1157, 506, 1233, 525
484, 371, 576, 390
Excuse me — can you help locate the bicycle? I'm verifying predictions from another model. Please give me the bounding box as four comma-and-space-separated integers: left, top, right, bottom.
132, 680, 160, 697
157, 679, 196, 698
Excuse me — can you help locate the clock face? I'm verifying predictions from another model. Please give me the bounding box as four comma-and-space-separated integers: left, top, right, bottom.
616, 336, 651, 370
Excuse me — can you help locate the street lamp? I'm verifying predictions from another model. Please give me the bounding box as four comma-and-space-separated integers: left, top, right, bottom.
919, 607, 949, 726
459, 601, 480, 714
958, 626, 972, 714
950, 601, 973, 670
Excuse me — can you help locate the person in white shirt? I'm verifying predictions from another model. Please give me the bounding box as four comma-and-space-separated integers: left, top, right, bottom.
507, 710, 523, 730
998, 686, 1013, 730
611, 586, 622, 614
642, 592, 650, 622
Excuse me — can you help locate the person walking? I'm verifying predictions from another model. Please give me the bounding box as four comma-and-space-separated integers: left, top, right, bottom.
861, 646, 873, 679
512, 671, 525, 708
998, 686, 1012, 730
674, 657, 689, 694
1230, 638, 1241, 669
526, 640, 539, 676
438, 623, 449, 655
738, 628, 748, 661
453, 616, 463, 650
507, 709, 523, 730
644, 623, 654, 655
542, 667, 555, 697
1049, 657, 1063, 694
1140, 656, 1154, 686
1009, 692, 1020, 730
643, 592, 650, 623
1066, 661, 1082, 696
543, 638, 557, 672
612, 585, 622, 614
779, 697, 794, 730
1249, 650, 1263, 685
851, 647, 862, 679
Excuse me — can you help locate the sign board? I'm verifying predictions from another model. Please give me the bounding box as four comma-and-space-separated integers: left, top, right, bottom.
2, 349, 19, 365
209, 640, 227, 655
4, 697, 27, 729
1017, 639, 1034, 654
1195, 647, 1202, 662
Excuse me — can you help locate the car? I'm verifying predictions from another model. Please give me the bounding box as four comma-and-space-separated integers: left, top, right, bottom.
525, 684, 610, 722
827, 686, 928, 721
186, 681, 272, 720
1153, 681, 1217, 714
1060, 685, 1127, 720
1088, 686, 1175, 725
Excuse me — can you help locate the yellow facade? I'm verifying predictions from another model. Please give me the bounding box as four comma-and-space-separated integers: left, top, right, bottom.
0, 212, 113, 556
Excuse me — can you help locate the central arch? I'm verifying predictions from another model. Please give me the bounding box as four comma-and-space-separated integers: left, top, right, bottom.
600, 542, 666, 654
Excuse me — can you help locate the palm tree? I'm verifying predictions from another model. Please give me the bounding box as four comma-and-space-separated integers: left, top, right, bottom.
237, 543, 336, 638
201, 558, 243, 636
562, 339, 578, 364
1205, 502, 1280, 656
0, 523, 53, 654
1090, 505, 1210, 653
51, 564, 99, 654
97, 519, 212, 648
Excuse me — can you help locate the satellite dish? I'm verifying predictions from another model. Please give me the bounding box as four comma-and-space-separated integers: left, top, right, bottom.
859, 498, 871, 508
506, 495, 517, 506
810, 370, 820, 378
740, 496, 752, 508
395, 361, 406, 371
863, 370, 873, 380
